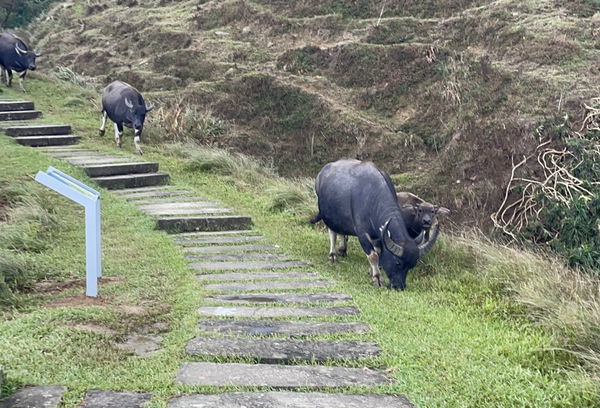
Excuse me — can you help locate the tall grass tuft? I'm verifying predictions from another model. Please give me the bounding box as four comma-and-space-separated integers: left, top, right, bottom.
54, 66, 95, 89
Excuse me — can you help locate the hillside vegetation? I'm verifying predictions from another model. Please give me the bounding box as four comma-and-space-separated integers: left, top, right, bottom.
17, 0, 599, 270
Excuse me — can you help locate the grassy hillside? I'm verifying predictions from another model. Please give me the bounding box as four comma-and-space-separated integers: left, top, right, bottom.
1, 76, 599, 407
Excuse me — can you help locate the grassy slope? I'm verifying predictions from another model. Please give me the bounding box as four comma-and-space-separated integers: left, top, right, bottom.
0, 76, 597, 407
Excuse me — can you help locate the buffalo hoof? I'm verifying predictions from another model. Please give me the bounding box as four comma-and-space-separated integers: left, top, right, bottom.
328, 254, 337, 264
371, 275, 382, 287
98, 129, 105, 136
136, 149, 144, 156
337, 248, 347, 257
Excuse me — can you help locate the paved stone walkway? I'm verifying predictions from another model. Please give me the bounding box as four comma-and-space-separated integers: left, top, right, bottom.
0, 100, 415, 407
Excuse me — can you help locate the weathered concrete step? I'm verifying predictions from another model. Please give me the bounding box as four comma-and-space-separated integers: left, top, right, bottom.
205, 292, 353, 305
0, 101, 34, 111
67, 157, 136, 165
0, 110, 41, 121
112, 186, 172, 194
199, 306, 359, 318
199, 319, 369, 336
130, 196, 210, 205
190, 260, 309, 271
167, 392, 414, 408
175, 230, 257, 237
186, 253, 290, 262
203, 280, 334, 293
158, 215, 252, 233
176, 362, 391, 388
15, 135, 80, 146
84, 162, 159, 177
80, 390, 152, 408
137, 201, 222, 210
5, 124, 71, 136
175, 235, 264, 245
93, 172, 170, 190
120, 190, 192, 200
143, 207, 233, 216
184, 337, 381, 363
0, 386, 67, 408
196, 271, 320, 282
184, 244, 280, 254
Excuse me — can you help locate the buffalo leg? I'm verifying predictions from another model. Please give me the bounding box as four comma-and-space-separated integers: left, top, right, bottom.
18, 71, 26, 92
6, 69, 12, 87
328, 229, 338, 264
337, 235, 348, 257
366, 250, 382, 287
114, 123, 123, 148
0, 67, 5, 85
134, 130, 143, 155
99, 112, 107, 136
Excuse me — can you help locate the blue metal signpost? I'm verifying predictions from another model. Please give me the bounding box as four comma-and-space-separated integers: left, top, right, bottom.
35, 167, 102, 297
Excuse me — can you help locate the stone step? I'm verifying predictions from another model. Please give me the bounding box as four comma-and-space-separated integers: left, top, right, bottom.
80, 390, 152, 408
168, 392, 414, 408
83, 162, 159, 177
0, 386, 67, 408
176, 362, 392, 388
0, 110, 41, 121
198, 306, 359, 318
158, 215, 252, 233
190, 260, 309, 271
120, 190, 192, 200
184, 244, 280, 254
5, 124, 71, 136
92, 172, 170, 190
174, 235, 265, 245
203, 280, 334, 293
112, 186, 173, 194
196, 272, 320, 282
175, 230, 257, 237
15, 135, 80, 147
186, 253, 290, 262
143, 207, 233, 216
199, 319, 369, 336
137, 201, 222, 210
184, 337, 381, 363
131, 196, 211, 205
205, 292, 353, 305
65, 156, 135, 165
0, 101, 34, 111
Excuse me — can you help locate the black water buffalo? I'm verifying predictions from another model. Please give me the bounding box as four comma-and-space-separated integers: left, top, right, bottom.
311, 159, 438, 290
397, 191, 450, 245
0, 32, 40, 92
99, 80, 153, 155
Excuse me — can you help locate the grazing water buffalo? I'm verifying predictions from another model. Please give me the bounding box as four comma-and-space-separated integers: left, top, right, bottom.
397, 191, 450, 245
311, 159, 438, 290
99, 80, 153, 155
0, 32, 41, 92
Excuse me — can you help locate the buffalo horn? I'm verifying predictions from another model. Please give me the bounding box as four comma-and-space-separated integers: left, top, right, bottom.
418, 219, 440, 256
414, 230, 426, 245
124, 97, 134, 108
145, 102, 154, 112
381, 220, 404, 257
35, 51, 42, 57
15, 43, 27, 56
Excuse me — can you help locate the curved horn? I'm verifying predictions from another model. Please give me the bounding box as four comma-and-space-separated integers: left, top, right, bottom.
124, 97, 134, 108
35, 51, 42, 57
381, 220, 404, 257
414, 230, 426, 245
418, 219, 440, 256
15, 43, 27, 56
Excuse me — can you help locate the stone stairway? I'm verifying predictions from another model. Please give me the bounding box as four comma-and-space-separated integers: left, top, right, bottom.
0, 99, 415, 407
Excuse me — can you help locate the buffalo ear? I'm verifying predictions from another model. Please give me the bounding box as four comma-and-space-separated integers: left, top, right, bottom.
436, 206, 450, 216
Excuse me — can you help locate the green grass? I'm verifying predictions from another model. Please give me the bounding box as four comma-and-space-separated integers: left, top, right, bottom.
0, 76, 598, 407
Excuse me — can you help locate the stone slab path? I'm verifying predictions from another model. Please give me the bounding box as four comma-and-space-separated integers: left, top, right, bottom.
1, 99, 415, 407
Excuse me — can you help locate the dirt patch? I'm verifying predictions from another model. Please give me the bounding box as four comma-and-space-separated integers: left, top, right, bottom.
34, 276, 125, 295
45, 294, 109, 308
65, 323, 118, 335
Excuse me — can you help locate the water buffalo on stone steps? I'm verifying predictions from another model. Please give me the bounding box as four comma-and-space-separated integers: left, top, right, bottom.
0, 32, 41, 92
99, 80, 153, 155
396, 191, 450, 245
311, 159, 439, 290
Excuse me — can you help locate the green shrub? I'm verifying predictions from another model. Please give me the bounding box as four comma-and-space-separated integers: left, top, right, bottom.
0, 0, 57, 28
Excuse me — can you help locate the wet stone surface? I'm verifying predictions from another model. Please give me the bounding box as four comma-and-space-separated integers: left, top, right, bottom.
183, 244, 281, 254
0, 386, 67, 408
199, 319, 370, 336
205, 292, 352, 304
80, 390, 152, 408
202, 280, 334, 292
176, 362, 392, 388
167, 392, 415, 408
195, 271, 319, 282
186, 253, 290, 262
115, 334, 162, 356
184, 337, 381, 363
198, 306, 360, 318
189, 260, 309, 271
